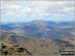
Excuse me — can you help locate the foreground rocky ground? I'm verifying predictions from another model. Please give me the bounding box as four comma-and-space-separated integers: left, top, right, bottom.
0, 42, 31, 56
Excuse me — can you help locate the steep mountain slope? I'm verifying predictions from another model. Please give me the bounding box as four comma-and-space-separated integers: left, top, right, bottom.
0, 33, 74, 55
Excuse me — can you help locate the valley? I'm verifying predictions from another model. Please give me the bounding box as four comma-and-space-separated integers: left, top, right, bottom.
0, 20, 75, 55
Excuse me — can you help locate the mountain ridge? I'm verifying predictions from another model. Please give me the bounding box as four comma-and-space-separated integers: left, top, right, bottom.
0, 20, 74, 38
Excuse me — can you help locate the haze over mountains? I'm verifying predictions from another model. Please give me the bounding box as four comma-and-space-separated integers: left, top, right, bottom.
1, 1, 74, 55
0, 20, 75, 55
1, 20, 75, 39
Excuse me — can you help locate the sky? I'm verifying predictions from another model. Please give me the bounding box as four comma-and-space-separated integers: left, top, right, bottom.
1, 0, 75, 23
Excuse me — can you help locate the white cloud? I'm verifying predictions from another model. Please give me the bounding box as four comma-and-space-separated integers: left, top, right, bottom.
6, 5, 21, 10
6, 11, 14, 16
27, 1, 74, 17
5, 11, 20, 18
22, 7, 32, 13
62, 7, 74, 13
1, 1, 74, 18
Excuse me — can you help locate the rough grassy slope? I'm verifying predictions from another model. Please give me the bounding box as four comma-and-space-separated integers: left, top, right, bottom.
0, 42, 32, 55
0, 32, 74, 55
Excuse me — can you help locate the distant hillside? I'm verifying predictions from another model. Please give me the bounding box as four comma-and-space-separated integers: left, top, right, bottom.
0, 20, 74, 38
0, 32, 74, 55
0, 25, 13, 31
13, 21, 74, 38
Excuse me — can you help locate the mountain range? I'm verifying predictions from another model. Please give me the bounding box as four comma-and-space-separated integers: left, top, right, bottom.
0, 32, 74, 55
0, 20, 74, 38
0, 20, 74, 55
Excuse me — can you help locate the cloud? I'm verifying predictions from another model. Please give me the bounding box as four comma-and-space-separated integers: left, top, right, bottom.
1, 1, 74, 18
6, 5, 21, 10
61, 7, 74, 13
6, 11, 14, 16
1, 5, 21, 11
26, 1, 74, 17
22, 7, 32, 13
5, 11, 20, 18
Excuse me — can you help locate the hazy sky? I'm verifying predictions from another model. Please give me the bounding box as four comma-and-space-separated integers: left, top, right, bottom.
1, 1, 74, 22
